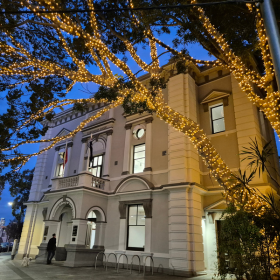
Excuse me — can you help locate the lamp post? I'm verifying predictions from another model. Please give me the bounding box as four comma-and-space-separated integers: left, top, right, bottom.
260, 0, 280, 90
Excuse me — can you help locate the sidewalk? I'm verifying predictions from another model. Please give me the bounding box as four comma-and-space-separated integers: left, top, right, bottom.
0, 253, 215, 280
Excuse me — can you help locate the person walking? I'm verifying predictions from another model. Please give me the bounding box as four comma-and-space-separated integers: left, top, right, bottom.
46, 233, 56, 265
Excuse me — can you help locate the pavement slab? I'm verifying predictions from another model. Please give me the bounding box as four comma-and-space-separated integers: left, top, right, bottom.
0, 253, 216, 280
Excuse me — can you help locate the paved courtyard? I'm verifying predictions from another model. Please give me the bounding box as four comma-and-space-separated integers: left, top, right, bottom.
0, 252, 216, 280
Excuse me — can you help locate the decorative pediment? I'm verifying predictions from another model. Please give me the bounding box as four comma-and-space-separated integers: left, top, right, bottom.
115, 176, 154, 194
201, 90, 231, 112
55, 128, 71, 138
204, 199, 227, 211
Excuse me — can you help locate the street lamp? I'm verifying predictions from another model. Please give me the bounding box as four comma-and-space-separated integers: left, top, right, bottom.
8, 202, 13, 206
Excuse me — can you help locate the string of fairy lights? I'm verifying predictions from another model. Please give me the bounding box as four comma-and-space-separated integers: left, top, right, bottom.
0, 0, 278, 212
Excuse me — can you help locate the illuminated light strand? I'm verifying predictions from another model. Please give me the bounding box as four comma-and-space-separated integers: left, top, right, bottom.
0, 0, 273, 212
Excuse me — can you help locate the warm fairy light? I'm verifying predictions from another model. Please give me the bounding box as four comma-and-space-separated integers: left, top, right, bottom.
0, 0, 279, 212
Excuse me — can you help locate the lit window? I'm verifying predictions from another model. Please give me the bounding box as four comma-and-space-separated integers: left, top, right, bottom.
127, 205, 145, 251
211, 105, 225, 134
133, 144, 145, 173
57, 163, 64, 177
89, 155, 103, 177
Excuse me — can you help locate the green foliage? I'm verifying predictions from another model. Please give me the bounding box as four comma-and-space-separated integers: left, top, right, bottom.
217, 205, 280, 280
0, 169, 34, 222
218, 139, 280, 279
5, 219, 23, 240
94, 78, 159, 115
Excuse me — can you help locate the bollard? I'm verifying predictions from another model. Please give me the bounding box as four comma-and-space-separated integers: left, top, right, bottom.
11, 239, 18, 260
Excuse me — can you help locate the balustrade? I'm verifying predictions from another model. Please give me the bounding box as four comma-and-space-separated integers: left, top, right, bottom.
52, 172, 108, 191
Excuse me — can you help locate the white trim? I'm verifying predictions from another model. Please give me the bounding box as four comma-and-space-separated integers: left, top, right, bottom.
86, 206, 106, 222
49, 197, 76, 219
109, 169, 169, 182
125, 114, 153, 124
204, 199, 227, 210
207, 129, 237, 139
198, 74, 230, 87
209, 102, 224, 134
115, 177, 150, 193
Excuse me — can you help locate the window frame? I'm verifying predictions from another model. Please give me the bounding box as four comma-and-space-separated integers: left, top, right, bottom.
210, 104, 225, 134
132, 143, 145, 174
126, 204, 145, 251
88, 154, 103, 178
56, 163, 64, 177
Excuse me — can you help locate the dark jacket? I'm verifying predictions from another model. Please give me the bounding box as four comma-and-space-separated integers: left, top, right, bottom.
47, 237, 56, 251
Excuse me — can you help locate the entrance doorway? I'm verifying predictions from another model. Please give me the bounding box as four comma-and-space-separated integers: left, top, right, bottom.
57, 206, 72, 247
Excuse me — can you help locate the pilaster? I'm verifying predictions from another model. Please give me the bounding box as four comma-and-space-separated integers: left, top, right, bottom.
168, 187, 204, 275
28, 127, 53, 201
144, 118, 153, 172
78, 140, 88, 173
122, 124, 132, 175
231, 74, 266, 183
167, 74, 200, 184
103, 131, 113, 177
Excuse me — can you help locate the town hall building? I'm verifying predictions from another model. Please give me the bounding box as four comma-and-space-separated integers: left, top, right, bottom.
16, 62, 280, 276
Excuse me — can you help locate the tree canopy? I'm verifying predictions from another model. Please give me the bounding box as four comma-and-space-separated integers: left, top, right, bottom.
0, 0, 279, 211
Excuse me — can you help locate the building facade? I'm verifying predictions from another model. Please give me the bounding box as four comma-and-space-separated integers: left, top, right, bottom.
17, 64, 280, 276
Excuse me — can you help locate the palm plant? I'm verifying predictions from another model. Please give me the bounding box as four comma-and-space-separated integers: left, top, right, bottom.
240, 138, 280, 193
230, 169, 257, 206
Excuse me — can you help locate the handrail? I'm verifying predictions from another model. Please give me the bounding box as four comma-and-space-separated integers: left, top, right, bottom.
157, 264, 164, 273
106, 253, 117, 271
117, 253, 129, 273
94, 251, 107, 270
143, 256, 154, 276
130, 255, 141, 274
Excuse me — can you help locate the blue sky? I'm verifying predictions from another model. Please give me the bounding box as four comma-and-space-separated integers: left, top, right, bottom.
0, 34, 279, 224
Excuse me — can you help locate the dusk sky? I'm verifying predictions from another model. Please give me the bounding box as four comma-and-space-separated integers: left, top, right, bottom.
1, 33, 280, 224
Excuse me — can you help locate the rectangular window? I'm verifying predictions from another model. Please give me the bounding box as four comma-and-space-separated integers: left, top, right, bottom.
127, 205, 145, 251
211, 105, 225, 134
133, 144, 145, 174
57, 163, 64, 177
89, 155, 103, 177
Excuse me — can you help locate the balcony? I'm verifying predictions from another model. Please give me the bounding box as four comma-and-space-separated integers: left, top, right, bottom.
51, 172, 109, 191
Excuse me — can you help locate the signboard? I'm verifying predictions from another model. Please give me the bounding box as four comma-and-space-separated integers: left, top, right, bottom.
72, 225, 78, 236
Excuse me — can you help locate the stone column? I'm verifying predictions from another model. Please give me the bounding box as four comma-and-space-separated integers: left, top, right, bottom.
144, 117, 153, 172
103, 130, 113, 177
49, 147, 60, 186
122, 124, 132, 175
64, 142, 73, 177
94, 222, 106, 249
78, 139, 88, 173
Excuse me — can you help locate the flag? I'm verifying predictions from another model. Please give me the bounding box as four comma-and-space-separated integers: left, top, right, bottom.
87, 134, 93, 167
63, 141, 68, 169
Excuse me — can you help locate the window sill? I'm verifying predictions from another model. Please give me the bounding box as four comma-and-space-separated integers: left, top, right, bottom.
207, 129, 236, 139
